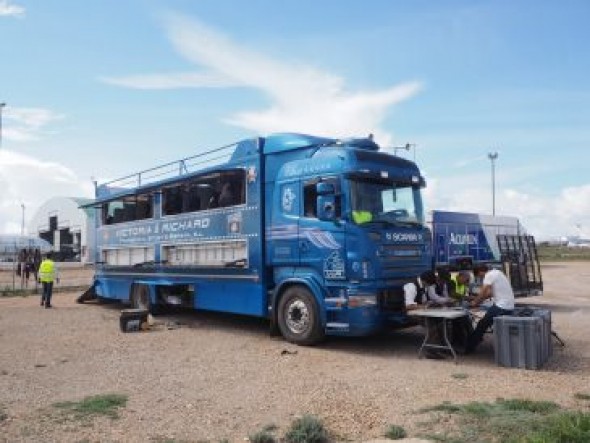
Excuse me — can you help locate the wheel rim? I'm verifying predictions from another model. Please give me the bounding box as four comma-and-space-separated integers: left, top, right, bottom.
285, 299, 310, 334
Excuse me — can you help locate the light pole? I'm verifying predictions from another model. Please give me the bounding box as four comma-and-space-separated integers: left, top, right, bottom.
488, 152, 498, 216
21, 203, 25, 236
0, 102, 6, 148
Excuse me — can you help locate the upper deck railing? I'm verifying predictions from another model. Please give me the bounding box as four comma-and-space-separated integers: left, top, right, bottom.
97, 142, 238, 198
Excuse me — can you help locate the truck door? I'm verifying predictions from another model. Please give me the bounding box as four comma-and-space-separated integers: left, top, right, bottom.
299, 177, 346, 281
268, 179, 301, 269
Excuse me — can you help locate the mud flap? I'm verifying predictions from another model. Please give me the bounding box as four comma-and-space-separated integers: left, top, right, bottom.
268, 292, 281, 336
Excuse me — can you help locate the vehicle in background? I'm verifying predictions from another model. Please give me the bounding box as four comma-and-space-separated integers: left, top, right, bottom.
429, 210, 543, 297
81, 133, 432, 344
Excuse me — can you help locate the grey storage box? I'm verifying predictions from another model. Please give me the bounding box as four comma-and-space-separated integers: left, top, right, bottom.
512, 308, 552, 362
494, 315, 549, 370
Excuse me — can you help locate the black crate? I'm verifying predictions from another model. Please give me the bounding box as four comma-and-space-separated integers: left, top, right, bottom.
120, 309, 148, 333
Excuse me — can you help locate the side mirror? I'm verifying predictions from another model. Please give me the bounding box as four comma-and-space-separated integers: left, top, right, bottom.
316, 182, 335, 195
317, 195, 336, 221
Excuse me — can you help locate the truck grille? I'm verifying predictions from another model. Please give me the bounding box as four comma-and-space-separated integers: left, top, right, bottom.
380, 245, 422, 258
379, 286, 405, 310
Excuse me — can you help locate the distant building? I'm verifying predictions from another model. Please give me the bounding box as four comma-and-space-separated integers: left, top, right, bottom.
28, 197, 96, 263
566, 236, 590, 248
541, 237, 568, 247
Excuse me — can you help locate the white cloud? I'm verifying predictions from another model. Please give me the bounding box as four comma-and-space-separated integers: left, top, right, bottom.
0, 150, 93, 234
100, 71, 239, 89
501, 186, 590, 240
104, 13, 423, 146
0, 106, 86, 235
3, 107, 65, 142
0, 0, 24, 17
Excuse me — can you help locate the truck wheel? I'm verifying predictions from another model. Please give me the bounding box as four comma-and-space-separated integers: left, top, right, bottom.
130, 284, 151, 312
277, 286, 324, 345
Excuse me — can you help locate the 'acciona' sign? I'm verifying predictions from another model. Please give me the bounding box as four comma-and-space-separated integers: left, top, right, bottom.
449, 233, 478, 245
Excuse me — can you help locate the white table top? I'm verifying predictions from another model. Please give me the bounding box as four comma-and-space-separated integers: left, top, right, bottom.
407, 308, 469, 319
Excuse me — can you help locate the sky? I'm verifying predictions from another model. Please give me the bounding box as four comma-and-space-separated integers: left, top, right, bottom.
1, 0, 589, 240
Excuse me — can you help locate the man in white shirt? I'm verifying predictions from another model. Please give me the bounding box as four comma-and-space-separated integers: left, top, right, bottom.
403, 279, 424, 310
464, 264, 515, 354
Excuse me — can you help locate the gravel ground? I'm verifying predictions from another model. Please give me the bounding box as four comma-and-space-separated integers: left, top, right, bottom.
0, 262, 589, 442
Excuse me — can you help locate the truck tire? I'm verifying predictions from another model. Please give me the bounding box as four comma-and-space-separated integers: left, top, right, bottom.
277, 285, 324, 345
130, 284, 151, 312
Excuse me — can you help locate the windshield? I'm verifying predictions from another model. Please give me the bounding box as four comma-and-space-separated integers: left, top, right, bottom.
349, 179, 425, 226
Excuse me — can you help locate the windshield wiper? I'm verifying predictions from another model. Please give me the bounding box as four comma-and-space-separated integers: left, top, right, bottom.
360, 219, 396, 227
365, 218, 423, 228
390, 219, 422, 227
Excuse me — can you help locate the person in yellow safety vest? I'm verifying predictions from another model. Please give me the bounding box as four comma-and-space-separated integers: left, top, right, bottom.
38, 252, 59, 308
447, 270, 475, 350
352, 210, 373, 224
449, 271, 471, 302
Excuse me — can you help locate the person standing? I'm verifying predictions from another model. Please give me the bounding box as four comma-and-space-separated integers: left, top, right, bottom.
17, 248, 26, 288
33, 248, 42, 282
464, 264, 515, 354
38, 252, 59, 308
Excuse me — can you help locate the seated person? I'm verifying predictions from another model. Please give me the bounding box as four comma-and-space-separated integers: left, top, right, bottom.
403, 278, 425, 310
447, 270, 476, 347
421, 270, 453, 307
218, 182, 236, 207
436, 269, 452, 297
405, 275, 446, 359
449, 271, 472, 303
207, 192, 219, 209
464, 264, 515, 354
432, 270, 473, 346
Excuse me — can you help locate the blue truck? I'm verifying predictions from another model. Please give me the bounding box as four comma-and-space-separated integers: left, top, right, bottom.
429, 210, 543, 296
81, 133, 433, 344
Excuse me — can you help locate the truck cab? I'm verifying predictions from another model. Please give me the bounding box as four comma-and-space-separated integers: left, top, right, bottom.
265, 135, 432, 343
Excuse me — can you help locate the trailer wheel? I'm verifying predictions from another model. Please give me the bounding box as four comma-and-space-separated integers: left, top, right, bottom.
277, 285, 324, 345
130, 284, 151, 312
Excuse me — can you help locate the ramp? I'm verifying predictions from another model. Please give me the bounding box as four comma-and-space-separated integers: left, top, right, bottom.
497, 234, 543, 297
76, 284, 97, 303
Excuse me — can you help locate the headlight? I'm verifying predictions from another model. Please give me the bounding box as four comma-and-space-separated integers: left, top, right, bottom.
348, 294, 378, 307
362, 260, 370, 279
